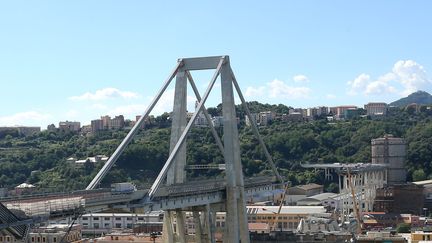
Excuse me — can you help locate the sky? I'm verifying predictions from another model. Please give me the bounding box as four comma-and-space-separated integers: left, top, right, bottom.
0, 1, 431, 128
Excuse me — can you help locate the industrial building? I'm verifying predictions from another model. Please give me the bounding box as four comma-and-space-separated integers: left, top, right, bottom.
373, 183, 424, 215
371, 134, 407, 185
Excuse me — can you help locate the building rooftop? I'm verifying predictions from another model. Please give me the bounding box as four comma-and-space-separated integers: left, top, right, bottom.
292, 183, 323, 191
246, 206, 326, 215
307, 192, 338, 201
301, 163, 387, 173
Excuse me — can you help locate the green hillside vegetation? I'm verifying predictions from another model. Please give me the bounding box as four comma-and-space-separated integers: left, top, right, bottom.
1, 102, 432, 192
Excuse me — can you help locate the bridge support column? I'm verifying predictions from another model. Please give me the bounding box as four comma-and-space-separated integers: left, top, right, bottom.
203, 204, 216, 243
175, 210, 187, 243
221, 60, 249, 243
193, 210, 203, 243
163, 211, 174, 243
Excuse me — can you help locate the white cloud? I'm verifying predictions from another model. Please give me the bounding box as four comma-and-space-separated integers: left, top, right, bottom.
111, 89, 196, 117
91, 103, 108, 110
268, 79, 311, 99
245, 79, 311, 99
65, 110, 79, 119
293, 74, 309, 83
347, 60, 431, 96
69, 87, 139, 101
0, 111, 51, 126
326, 94, 336, 99
393, 60, 431, 96
245, 86, 266, 97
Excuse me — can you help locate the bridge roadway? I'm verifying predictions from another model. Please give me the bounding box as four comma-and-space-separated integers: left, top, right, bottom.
1, 176, 279, 227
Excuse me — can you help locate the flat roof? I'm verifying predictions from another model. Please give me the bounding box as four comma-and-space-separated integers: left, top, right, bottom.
302, 163, 387, 173
246, 206, 326, 215
82, 212, 163, 217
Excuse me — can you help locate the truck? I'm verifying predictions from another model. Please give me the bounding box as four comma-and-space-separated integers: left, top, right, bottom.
111, 182, 137, 194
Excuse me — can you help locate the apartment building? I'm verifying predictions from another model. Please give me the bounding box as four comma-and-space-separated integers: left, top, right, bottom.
365, 102, 388, 116
59, 121, 81, 132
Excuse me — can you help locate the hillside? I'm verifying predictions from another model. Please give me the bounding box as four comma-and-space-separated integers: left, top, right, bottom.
1, 103, 432, 192
390, 90, 432, 107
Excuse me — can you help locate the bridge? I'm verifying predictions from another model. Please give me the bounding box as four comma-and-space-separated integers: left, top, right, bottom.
1, 56, 285, 243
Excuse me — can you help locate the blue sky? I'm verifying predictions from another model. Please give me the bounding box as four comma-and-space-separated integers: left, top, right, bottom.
0, 1, 431, 127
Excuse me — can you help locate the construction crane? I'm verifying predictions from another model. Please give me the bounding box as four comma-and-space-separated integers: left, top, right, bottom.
269, 182, 290, 231
346, 167, 362, 235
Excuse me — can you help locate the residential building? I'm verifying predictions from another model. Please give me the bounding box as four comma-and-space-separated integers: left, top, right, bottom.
259, 111, 275, 126
211, 116, 224, 127
245, 206, 326, 231
316, 106, 329, 116
245, 113, 259, 126
52, 212, 164, 235
91, 119, 104, 133
47, 124, 56, 132
281, 112, 303, 122
334, 105, 357, 119
344, 108, 362, 119
59, 121, 81, 132
306, 107, 318, 118
365, 102, 388, 116
110, 115, 125, 130
412, 231, 432, 243
101, 115, 111, 129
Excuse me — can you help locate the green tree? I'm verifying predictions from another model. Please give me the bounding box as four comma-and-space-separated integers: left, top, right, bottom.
396, 223, 411, 233
412, 169, 427, 181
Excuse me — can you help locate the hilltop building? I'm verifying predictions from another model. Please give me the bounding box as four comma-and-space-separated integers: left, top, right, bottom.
365, 102, 388, 116
58, 121, 80, 132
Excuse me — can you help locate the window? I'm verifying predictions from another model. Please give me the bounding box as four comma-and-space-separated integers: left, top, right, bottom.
115, 223, 122, 228
115, 217, 121, 221
94, 223, 100, 229
104, 217, 110, 220
93, 217, 99, 220
127, 223, 133, 229
42, 237, 46, 242
53, 238, 57, 242
126, 217, 133, 221
82, 217, 88, 220
138, 217, 144, 221
104, 223, 110, 228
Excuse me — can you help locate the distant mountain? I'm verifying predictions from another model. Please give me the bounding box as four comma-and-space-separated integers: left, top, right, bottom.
390, 91, 432, 107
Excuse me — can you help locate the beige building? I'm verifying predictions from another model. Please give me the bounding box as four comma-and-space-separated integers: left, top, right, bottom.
59, 121, 81, 132
365, 102, 388, 116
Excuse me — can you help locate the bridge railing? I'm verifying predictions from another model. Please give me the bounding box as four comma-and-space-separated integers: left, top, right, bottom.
5, 197, 84, 217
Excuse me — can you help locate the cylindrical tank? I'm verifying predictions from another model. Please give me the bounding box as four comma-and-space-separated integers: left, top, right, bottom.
371, 134, 406, 185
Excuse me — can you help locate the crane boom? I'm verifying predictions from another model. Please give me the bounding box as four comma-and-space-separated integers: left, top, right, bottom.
346, 168, 362, 235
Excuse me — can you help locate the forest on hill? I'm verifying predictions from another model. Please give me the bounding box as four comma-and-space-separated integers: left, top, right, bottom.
1, 102, 432, 192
